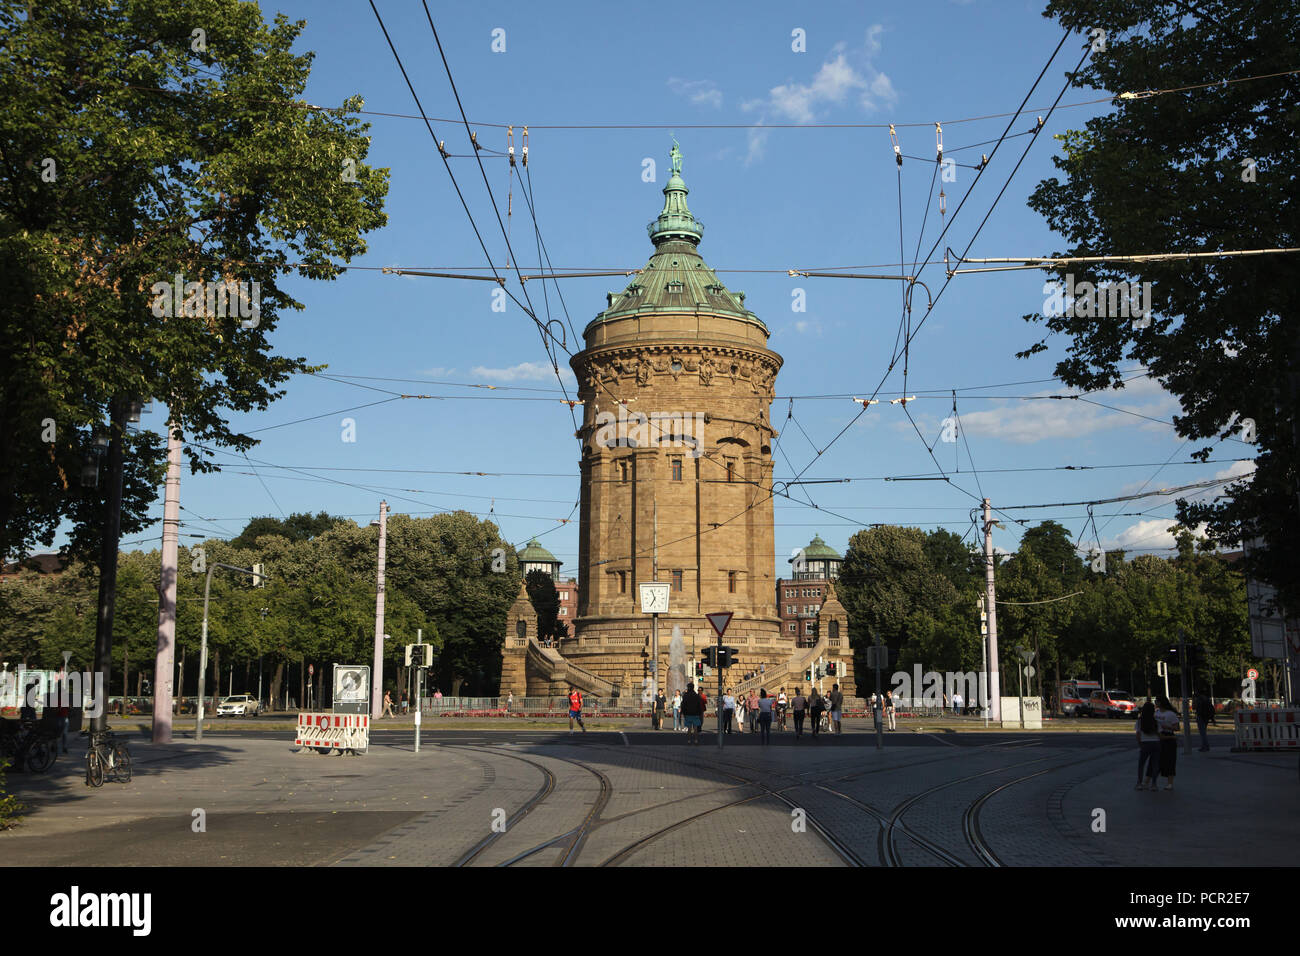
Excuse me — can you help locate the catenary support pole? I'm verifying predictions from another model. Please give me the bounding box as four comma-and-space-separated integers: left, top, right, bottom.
196, 564, 214, 743
1179, 631, 1192, 755
652, 499, 659, 703
983, 498, 1002, 722
717, 630, 723, 750
372, 501, 388, 720
874, 634, 883, 750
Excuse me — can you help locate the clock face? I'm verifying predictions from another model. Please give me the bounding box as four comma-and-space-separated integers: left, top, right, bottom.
640, 583, 669, 613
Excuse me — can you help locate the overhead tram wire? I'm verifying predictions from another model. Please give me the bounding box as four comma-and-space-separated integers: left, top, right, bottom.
242, 450, 286, 519
772, 28, 1084, 530
404, 9, 840, 537
114, 67, 1300, 132
952, 394, 986, 500
366, 1, 578, 432
417, 2, 579, 432
517, 160, 581, 348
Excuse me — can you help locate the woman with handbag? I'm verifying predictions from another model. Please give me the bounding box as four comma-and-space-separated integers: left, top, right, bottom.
1155, 695, 1179, 790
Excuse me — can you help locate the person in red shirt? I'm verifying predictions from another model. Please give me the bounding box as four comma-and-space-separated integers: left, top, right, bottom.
567, 686, 586, 733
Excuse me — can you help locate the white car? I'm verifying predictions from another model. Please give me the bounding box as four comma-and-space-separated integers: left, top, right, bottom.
216, 694, 260, 716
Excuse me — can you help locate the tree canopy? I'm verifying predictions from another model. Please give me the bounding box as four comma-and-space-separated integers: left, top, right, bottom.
0, 511, 521, 700
834, 520, 1255, 701
1023, 0, 1298, 608
0, 0, 389, 562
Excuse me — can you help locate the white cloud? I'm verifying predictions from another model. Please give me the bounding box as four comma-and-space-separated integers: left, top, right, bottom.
864, 24, 884, 56
1216, 459, 1256, 483
667, 77, 723, 109
744, 125, 770, 166
742, 26, 897, 126
951, 377, 1179, 444
420, 367, 456, 377
792, 319, 822, 335
868, 72, 897, 104
471, 361, 574, 383
1103, 519, 1209, 553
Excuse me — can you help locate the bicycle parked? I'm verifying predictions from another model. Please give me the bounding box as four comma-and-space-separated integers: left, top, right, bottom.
0, 717, 58, 773
85, 729, 131, 788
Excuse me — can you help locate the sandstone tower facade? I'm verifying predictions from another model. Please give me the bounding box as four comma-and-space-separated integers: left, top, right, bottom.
500, 145, 855, 699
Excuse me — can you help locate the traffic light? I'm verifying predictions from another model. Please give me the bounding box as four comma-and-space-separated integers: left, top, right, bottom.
717, 646, 739, 668
405, 644, 433, 667
702, 646, 718, 668
827, 661, 837, 676
695, 661, 704, 680
252, 562, 265, 587
804, 668, 813, 682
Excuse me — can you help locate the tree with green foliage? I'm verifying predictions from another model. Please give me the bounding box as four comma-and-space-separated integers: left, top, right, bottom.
0, 0, 388, 562
310, 513, 519, 697
1023, 0, 1299, 611
524, 569, 563, 646
837, 526, 971, 676
230, 512, 346, 550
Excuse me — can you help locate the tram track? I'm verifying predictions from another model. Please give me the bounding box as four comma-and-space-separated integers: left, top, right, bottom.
449, 744, 611, 867
448, 736, 1127, 868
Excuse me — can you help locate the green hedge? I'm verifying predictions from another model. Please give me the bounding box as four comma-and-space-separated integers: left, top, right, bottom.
0, 760, 23, 829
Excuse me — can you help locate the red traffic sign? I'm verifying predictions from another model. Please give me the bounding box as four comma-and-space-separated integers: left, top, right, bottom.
308, 664, 315, 676
1247, 667, 1259, 680
706, 612, 733, 637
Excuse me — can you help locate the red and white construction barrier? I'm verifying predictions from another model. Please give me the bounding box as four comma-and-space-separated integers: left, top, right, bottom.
1234, 708, 1299, 751
295, 712, 369, 753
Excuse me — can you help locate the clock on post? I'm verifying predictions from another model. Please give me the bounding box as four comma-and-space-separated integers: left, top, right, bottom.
639, 582, 670, 614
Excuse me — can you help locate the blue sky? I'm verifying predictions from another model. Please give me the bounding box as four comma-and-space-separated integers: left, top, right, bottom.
104, 0, 1253, 575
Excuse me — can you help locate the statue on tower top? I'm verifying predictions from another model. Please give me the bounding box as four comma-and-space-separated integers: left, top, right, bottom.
670, 140, 682, 176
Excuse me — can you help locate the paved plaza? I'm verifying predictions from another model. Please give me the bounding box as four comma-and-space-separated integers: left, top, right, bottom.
1, 725, 1292, 867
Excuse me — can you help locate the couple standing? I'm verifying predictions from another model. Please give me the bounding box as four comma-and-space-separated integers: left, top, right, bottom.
1135, 696, 1180, 791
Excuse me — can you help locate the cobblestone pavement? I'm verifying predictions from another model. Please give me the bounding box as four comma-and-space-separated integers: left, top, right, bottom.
1, 729, 1291, 866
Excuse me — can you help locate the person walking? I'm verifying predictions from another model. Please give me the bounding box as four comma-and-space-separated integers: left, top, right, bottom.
653, 689, 667, 730
828, 683, 844, 734
1135, 700, 1162, 790
505, 691, 514, 714
567, 686, 587, 733
1155, 695, 1179, 789
809, 687, 824, 739
776, 688, 788, 731
1194, 692, 1215, 751
747, 690, 760, 733
672, 689, 683, 731
757, 689, 774, 744
381, 690, 395, 718
680, 683, 704, 744
722, 689, 736, 734
792, 687, 807, 738
886, 690, 896, 731
953, 691, 964, 716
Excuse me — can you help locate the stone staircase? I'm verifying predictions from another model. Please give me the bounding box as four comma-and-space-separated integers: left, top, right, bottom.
525, 637, 619, 697
729, 636, 828, 697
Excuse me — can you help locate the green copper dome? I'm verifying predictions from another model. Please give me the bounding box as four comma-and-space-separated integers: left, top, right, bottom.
518, 539, 560, 565
800, 534, 842, 560
587, 142, 767, 333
